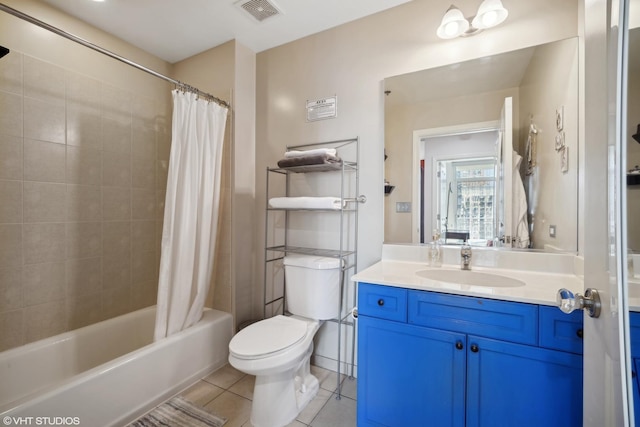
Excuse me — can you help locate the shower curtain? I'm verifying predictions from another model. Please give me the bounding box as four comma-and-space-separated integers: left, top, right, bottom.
154, 90, 228, 340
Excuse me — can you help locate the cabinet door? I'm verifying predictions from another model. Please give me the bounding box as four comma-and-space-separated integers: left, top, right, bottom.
357, 315, 466, 427
466, 336, 582, 427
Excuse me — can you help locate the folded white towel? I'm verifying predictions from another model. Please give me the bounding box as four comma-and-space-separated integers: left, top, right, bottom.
269, 196, 343, 210
284, 148, 337, 158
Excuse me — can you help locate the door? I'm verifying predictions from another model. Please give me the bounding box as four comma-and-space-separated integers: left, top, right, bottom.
497, 97, 513, 243
581, 0, 633, 425
357, 316, 466, 427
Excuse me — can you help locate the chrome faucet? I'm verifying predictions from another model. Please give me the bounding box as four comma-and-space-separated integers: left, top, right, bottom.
460, 242, 472, 270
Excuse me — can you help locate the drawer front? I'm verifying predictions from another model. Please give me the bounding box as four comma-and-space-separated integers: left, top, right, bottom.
408, 290, 538, 345
358, 283, 408, 323
539, 306, 583, 354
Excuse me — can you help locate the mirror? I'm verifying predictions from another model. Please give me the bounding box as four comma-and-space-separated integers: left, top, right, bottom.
627, 16, 640, 281
384, 37, 579, 252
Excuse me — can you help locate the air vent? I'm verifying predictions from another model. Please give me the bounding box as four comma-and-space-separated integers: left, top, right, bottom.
235, 0, 282, 22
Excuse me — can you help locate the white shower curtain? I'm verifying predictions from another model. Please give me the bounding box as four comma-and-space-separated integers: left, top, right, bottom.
154, 90, 228, 340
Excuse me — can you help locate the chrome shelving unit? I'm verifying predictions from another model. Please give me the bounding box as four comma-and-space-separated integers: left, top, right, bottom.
263, 137, 362, 399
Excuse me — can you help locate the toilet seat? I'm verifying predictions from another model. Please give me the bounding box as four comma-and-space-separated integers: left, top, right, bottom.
229, 315, 308, 360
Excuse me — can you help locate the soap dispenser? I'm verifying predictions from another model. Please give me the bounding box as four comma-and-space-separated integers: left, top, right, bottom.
428, 230, 442, 267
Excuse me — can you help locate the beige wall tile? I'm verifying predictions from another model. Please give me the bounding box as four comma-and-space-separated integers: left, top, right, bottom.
0, 309, 24, 351
24, 181, 66, 223
0, 91, 23, 138
67, 292, 103, 330
0, 180, 22, 223
66, 184, 102, 221
0, 134, 23, 180
0, 224, 22, 270
101, 84, 131, 119
66, 257, 102, 297
0, 268, 22, 312
103, 252, 131, 289
0, 50, 23, 95
132, 249, 156, 283
23, 56, 65, 105
24, 300, 66, 343
103, 221, 131, 257
132, 220, 156, 254
102, 150, 131, 187
65, 71, 100, 108
132, 126, 155, 158
66, 145, 102, 186
67, 102, 101, 150
132, 188, 156, 220
131, 279, 157, 310
23, 223, 65, 264
102, 285, 130, 318
24, 139, 66, 183
132, 155, 156, 189
23, 261, 65, 306
101, 115, 132, 154
24, 97, 65, 144
132, 96, 157, 130
103, 187, 131, 220
66, 222, 102, 259
157, 130, 171, 161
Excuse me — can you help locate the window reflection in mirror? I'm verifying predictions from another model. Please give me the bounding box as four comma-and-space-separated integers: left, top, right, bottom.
436, 157, 497, 246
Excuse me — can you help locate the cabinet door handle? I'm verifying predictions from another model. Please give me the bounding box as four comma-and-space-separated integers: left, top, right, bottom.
377, 299, 385, 306
455, 341, 464, 350
470, 344, 479, 353
576, 329, 584, 339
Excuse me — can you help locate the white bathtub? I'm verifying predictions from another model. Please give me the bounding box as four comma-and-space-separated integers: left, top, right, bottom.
0, 306, 233, 426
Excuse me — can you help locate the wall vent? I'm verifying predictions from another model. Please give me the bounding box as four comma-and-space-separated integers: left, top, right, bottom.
234, 0, 282, 22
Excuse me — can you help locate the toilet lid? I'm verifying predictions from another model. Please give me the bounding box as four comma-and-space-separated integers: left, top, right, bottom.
230, 315, 308, 359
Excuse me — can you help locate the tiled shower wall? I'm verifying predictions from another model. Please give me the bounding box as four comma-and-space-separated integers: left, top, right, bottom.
0, 51, 170, 351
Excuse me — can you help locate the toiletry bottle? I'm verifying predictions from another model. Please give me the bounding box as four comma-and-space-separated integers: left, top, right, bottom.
429, 230, 442, 267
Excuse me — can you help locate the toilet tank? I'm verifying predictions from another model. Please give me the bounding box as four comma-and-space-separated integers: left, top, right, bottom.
283, 254, 342, 320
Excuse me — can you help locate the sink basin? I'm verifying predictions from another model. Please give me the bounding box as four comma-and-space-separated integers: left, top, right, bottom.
415, 269, 526, 287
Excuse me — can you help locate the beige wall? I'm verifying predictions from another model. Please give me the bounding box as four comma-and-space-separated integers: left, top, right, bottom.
519, 38, 579, 252
627, 28, 640, 251
256, 0, 579, 371
0, 0, 172, 351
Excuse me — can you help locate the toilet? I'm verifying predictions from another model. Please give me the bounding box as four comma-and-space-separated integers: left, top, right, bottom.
228, 254, 342, 427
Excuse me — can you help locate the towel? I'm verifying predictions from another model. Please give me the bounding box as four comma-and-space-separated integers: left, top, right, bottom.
284, 148, 337, 158
512, 150, 530, 248
269, 196, 344, 210
277, 153, 342, 168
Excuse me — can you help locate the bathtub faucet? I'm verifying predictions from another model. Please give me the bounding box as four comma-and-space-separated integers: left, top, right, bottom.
461, 242, 472, 270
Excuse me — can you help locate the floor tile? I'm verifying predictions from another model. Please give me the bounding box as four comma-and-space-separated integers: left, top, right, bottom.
310, 393, 356, 427
205, 390, 252, 427
229, 374, 255, 400
180, 379, 224, 406
203, 363, 246, 389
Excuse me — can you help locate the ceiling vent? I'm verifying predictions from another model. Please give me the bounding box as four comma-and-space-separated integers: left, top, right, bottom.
234, 0, 282, 22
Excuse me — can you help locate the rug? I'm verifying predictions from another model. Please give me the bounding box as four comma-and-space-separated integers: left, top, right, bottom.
129, 396, 227, 427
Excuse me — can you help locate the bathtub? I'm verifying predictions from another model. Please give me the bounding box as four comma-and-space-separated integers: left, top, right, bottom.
0, 306, 233, 426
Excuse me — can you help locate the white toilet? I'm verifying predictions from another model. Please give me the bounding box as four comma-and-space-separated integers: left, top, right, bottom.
228, 254, 342, 427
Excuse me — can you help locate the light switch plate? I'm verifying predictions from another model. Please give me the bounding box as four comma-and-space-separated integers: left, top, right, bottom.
549, 225, 556, 238
396, 202, 411, 213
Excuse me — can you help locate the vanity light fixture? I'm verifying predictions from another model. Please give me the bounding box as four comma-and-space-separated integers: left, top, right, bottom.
437, 0, 508, 39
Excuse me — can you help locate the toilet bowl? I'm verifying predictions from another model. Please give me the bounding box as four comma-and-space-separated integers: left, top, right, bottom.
229, 315, 321, 427
228, 254, 341, 427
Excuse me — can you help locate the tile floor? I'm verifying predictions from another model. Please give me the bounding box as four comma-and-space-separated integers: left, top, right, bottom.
159, 364, 357, 427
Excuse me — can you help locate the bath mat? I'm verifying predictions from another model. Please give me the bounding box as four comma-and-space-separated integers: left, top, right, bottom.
129, 396, 227, 427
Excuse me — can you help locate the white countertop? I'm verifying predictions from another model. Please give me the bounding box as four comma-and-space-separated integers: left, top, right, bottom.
352, 260, 583, 306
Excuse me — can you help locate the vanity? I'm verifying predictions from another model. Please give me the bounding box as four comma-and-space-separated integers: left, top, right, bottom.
353, 245, 584, 427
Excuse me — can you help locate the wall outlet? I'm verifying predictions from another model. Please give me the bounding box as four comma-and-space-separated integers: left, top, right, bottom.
549, 225, 556, 238
396, 202, 411, 213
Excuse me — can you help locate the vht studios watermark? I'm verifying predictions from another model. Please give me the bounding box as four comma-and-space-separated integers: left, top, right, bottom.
2, 417, 80, 426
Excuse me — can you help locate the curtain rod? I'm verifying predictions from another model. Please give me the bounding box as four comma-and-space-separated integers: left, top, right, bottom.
0, 2, 230, 109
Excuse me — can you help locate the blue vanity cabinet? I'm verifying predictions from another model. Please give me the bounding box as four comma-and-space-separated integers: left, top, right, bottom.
629, 311, 640, 426
357, 282, 583, 427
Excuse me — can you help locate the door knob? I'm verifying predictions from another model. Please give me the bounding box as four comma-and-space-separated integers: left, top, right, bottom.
556, 288, 601, 318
